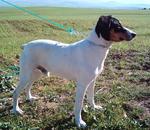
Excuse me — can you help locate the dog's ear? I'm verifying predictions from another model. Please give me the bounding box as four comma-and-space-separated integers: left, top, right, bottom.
95, 15, 112, 40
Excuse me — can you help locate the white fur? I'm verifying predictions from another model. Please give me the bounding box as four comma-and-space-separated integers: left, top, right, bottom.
12, 26, 135, 128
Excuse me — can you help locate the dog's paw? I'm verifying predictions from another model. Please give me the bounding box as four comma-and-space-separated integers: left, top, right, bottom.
27, 96, 38, 102
47, 72, 50, 77
94, 105, 103, 110
11, 108, 24, 115
76, 119, 87, 128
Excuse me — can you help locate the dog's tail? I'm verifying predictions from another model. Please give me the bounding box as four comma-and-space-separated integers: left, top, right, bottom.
21, 44, 27, 49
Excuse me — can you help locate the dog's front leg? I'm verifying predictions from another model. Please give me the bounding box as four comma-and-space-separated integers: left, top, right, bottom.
74, 82, 87, 128
86, 81, 103, 110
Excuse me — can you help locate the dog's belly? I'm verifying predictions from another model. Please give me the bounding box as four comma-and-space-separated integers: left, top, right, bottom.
47, 53, 79, 80
49, 68, 76, 80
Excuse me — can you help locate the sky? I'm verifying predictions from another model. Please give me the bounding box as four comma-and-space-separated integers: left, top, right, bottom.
1, 0, 150, 8
2, 0, 150, 4
88, 0, 150, 4
65, 0, 150, 4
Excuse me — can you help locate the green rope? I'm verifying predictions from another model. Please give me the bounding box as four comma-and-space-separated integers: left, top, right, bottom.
0, 0, 77, 35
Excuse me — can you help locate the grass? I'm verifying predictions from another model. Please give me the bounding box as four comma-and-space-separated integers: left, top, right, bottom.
0, 7, 150, 129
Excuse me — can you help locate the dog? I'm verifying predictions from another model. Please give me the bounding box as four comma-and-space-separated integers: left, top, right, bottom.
12, 15, 136, 128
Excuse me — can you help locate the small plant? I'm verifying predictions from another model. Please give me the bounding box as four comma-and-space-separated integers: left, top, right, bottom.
0, 65, 19, 93
0, 122, 13, 130
0, 75, 15, 93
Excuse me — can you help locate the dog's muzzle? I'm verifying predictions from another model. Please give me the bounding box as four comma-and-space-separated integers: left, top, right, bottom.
124, 27, 136, 41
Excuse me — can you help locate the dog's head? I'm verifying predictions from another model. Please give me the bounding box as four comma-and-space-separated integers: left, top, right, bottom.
95, 15, 136, 42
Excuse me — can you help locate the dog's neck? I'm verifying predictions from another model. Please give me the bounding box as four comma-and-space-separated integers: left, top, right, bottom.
86, 28, 112, 48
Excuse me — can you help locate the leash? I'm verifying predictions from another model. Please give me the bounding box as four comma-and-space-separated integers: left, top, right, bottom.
0, 0, 78, 35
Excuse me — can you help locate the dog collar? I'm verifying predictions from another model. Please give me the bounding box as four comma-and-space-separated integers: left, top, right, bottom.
86, 40, 111, 48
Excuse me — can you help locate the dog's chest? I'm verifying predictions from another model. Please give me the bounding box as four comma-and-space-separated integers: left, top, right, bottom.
94, 49, 109, 75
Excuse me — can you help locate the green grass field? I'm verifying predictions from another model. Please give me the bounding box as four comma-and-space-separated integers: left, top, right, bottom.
0, 7, 150, 129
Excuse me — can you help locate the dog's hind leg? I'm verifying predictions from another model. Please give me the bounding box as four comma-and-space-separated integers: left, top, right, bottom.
25, 70, 42, 102
25, 81, 37, 102
12, 75, 30, 115
25, 66, 49, 102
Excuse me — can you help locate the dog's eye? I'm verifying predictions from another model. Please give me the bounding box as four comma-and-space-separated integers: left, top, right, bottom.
114, 26, 122, 32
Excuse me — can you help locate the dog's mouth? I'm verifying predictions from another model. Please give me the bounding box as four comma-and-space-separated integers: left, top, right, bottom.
124, 27, 136, 41
125, 33, 136, 41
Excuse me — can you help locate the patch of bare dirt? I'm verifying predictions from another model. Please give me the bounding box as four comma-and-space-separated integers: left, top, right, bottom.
0, 96, 59, 117
122, 95, 150, 127
39, 97, 59, 110
107, 49, 150, 71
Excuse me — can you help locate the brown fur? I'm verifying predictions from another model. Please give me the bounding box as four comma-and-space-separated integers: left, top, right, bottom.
109, 29, 127, 42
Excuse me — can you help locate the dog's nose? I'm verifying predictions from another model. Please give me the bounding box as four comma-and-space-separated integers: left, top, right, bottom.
131, 33, 136, 38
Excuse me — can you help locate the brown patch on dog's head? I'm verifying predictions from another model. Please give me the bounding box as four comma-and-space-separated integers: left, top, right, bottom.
95, 15, 136, 42
109, 29, 127, 42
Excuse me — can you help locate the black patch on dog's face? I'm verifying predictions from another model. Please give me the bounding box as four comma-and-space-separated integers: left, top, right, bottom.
95, 15, 125, 41
95, 15, 112, 40
110, 18, 126, 33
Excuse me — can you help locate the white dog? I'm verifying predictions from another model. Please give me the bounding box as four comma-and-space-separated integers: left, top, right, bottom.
13, 16, 136, 128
